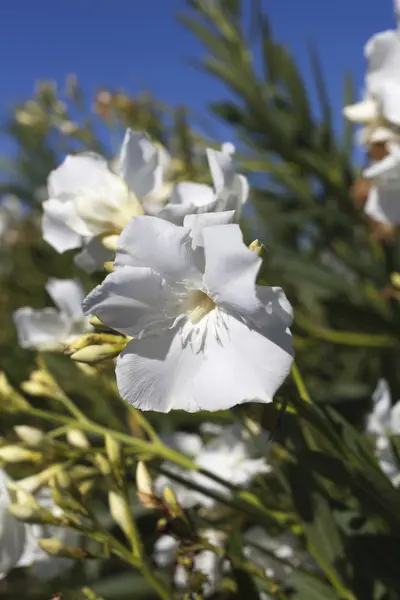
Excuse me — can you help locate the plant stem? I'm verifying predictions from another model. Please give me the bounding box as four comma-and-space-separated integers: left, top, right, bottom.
291, 363, 312, 404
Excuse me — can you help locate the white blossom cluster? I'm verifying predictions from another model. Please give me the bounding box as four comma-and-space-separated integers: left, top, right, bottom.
366, 379, 400, 487
0, 469, 78, 580
13, 128, 294, 413
344, 0, 400, 225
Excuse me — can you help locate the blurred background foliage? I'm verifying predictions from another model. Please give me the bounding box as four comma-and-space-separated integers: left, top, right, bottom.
1, 1, 400, 599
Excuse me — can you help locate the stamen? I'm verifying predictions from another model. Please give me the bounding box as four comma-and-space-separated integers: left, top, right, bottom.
185, 290, 215, 324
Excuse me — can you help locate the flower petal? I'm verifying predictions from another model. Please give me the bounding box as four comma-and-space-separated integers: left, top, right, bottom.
83, 266, 177, 337
183, 211, 235, 249
115, 216, 201, 284
42, 201, 84, 253
202, 224, 269, 327
343, 99, 379, 124
364, 184, 400, 225
366, 379, 392, 436
45, 278, 85, 319
116, 312, 293, 413
48, 153, 109, 199
13, 308, 69, 350
119, 129, 164, 199
365, 30, 400, 96
158, 182, 216, 225
74, 238, 113, 273
0, 470, 28, 578
206, 148, 249, 215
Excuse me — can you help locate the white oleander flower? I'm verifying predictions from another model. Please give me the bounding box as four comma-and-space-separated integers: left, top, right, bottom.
20, 487, 80, 580
0, 469, 34, 579
363, 142, 400, 225
149, 143, 249, 225
13, 278, 91, 351
42, 129, 166, 271
155, 425, 271, 509
83, 213, 293, 412
366, 379, 400, 487
244, 526, 306, 581
153, 529, 224, 597
344, 3, 400, 130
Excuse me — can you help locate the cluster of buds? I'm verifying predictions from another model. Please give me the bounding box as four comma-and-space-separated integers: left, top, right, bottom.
65, 331, 129, 365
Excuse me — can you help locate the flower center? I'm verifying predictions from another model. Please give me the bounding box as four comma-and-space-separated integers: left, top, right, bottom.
185, 290, 216, 324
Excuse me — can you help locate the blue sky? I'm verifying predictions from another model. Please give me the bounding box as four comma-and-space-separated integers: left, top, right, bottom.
0, 0, 396, 150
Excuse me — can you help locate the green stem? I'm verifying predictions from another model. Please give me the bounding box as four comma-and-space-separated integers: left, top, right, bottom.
296, 315, 398, 348
291, 363, 312, 404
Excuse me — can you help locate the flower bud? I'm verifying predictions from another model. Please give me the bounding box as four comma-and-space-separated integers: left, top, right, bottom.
0, 446, 41, 463
136, 461, 160, 510
8, 504, 38, 521
249, 239, 264, 257
6, 482, 37, 508
70, 343, 126, 364
38, 539, 87, 559
0, 372, 30, 413
104, 261, 115, 273
89, 316, 112, 331
105, 434, 121, 467
93, 454, 111, 476
162, 486, 183, 519
108, 491, 131, 538
101, 235, 119, 251
14, 426, 44, 447
66, 429, 90, 450
17, 464, 64, 493
391, 273, 400, 289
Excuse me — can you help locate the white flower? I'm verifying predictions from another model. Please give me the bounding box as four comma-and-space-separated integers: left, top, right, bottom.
152, 143, 249, 225
83, 213, 293, 413
20, 487, 79, 580
343, 4, 400, 130
153, 529, 224, 597
363, 142, 400, 225
13, 278, 91, 351
42, 129, 166, 270
366, 379, 400, 486
155, 425, 271, 509
0, 469, 32, 579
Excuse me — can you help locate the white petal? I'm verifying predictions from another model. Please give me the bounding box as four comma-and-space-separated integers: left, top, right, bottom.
115, 216, 201, 284
153, 535, 179, 568
159, 182, 216, 225
202, 224, 268, 327
0, 470, 28, 578
256, 286, 294, 328
365, 30, 400, 96
364, 184, 400, 225
343, 99, 379, 124
74, 238, 113, 274
13, 308, 69, 350
364, 148, 400, 179
48, 153, 108, 199
116, 311, 293, 413
83, 266, 177, 337
42, 202, 84, 253
366, 379, 391, 436
119, 129, 164, 199
379, 81, 400, 126
207, 148, 249, 214
45, 278, 85, 319
74, 174, 143, 235
207, 148, 236, 194
183, 211, 235, 249
161, 432, 203, 457
390, 401, 400, 435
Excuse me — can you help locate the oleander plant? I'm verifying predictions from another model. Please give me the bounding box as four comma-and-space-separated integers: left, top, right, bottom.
1, 1, 400, 599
